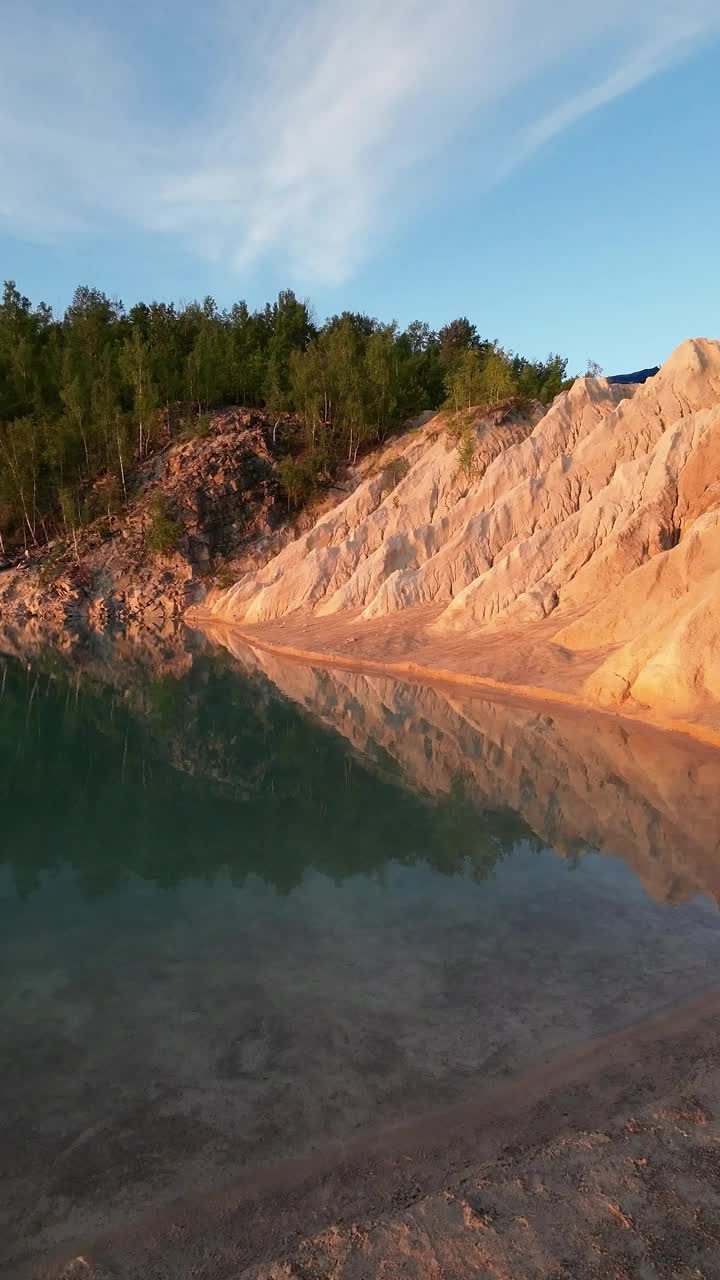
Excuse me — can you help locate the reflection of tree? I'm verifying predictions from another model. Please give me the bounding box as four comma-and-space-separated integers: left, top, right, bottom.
427, 772, 543, 881
0, 654, 540, 901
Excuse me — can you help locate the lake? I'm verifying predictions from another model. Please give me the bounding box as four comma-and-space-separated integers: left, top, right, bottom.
2, 629, 720, 1275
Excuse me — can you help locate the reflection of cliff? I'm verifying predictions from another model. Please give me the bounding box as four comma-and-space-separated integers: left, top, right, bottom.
206, 627, 720, 907
0, 639, 537, 900
3, 619, 719, 908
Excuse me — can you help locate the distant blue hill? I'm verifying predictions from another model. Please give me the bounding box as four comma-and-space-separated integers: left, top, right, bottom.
607, 366, 660, 385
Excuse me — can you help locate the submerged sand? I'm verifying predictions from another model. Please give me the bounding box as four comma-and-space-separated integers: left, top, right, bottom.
30, 991, 720, 1280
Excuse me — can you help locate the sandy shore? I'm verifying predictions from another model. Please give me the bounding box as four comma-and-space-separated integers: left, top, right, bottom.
190, 605, 720, 750
28, 988, 720, 1280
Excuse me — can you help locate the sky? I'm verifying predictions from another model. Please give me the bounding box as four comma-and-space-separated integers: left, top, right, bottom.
1, 0, 719, 374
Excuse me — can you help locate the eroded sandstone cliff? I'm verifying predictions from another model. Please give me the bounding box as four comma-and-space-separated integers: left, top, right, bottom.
199, 339, 720, 724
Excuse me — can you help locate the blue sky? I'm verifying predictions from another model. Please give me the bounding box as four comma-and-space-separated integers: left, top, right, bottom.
1, 0, 719, 374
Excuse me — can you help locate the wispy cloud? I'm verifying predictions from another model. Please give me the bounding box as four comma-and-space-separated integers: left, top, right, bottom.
0, 1, 717, 283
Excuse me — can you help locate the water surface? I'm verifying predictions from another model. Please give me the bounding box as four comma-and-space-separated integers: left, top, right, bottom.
2, 634, 719, 1271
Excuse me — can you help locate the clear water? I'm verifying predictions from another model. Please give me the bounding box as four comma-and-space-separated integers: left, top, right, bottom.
2, 634, 720, 1271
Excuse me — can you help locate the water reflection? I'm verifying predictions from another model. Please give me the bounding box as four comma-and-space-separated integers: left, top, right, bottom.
0, 645, 537, 900
2, 628, 720, 1273
207, 635, 720, 909
1, 626, 719, 905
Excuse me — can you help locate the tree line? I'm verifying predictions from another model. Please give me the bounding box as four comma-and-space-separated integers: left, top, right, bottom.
0, 280, 569, 553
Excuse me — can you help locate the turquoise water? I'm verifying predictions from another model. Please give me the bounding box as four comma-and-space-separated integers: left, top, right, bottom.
1, 636, 719, 1272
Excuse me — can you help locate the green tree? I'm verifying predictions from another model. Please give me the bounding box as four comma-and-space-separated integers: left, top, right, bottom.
479, 346, 517, 405
444, 348, 486, 411
457, 426, 475, 476
365, 323, 399, 440
264, 290, 314, 413
145, 494, 182, 555
0, 277, 570, 553
120, 327, 156, 457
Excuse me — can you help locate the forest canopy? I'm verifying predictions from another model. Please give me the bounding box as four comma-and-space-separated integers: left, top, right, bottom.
0, 281, 568, 551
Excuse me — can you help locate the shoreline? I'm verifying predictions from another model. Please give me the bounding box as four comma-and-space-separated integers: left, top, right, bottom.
21, 984, 720, 1279
191, 611, 720, 753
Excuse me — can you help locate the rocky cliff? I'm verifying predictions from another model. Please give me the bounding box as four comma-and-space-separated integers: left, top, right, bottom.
0, 409, 304, 643
199, 339, 720, 727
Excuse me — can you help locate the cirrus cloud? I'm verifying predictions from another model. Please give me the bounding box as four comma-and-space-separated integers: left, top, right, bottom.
0, 0, 718, 283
